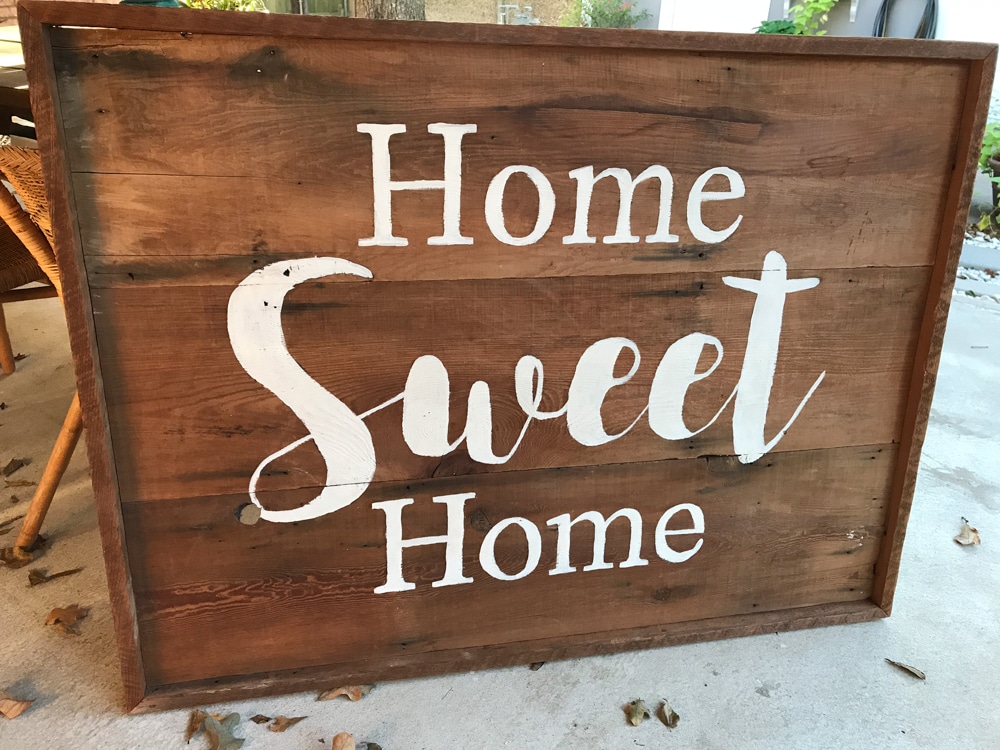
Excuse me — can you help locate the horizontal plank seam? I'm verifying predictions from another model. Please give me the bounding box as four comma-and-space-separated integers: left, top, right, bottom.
118, 440, 899, 505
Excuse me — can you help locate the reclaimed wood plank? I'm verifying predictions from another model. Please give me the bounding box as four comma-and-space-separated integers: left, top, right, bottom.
91, 265, 927, 503
122, 443, 894, 686
75, 171, 948, 283
16, 4, 147, 709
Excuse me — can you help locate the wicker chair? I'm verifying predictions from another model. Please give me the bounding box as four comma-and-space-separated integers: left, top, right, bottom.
0, 219, 56, 373
0, 146, 82, 554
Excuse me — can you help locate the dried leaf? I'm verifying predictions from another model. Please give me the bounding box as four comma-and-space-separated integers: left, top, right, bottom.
331, 732, 356, 750
28, 567, 83, 587
625, 699, 650, 727
13, 353, 26, 362
886, 658, 926, 680
2, 458, 25, 477
204, 713, 245, 750
529, 662, 545, 671
954, 518, 981, 546
0, 691, 33, 719
185, 709, 208, 743
4, 479, 34, 488
236, 503, 261, 526
658, 700, 680, 728
45, 604, 89, 635
318, 684, 374, 702
248, 714, 271, 724
268, 715, 307, 733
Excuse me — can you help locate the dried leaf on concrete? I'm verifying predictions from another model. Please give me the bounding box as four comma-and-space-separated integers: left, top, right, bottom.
204, 712, 245, 750
0, 514, 23, 536
268, 715, 307, 732
954, 518, 981, 546
1, 458, 25, 477
658, 700, 680, 728
13, 353, 25, 362
28, 567, 83, 587
185, 709, 208, 743
885, 659, 926, 680
3, 479, 35, 488
625, 699, 650, 727
331, 732, 356, 750
44, 604, 89, 635
0, 691, 33, 719
318, 684, 375, 702
248, 714, 271, 724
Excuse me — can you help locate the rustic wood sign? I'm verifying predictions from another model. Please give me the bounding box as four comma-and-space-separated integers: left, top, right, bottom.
19, 1, 995, 712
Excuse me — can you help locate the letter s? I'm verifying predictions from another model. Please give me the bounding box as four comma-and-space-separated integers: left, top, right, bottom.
227, 257, 375, 523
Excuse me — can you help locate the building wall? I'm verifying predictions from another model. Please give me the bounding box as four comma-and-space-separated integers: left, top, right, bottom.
425, 0, 574, 25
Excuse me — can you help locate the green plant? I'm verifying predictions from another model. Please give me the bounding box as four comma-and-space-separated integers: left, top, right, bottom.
755, 19, 797, 34
182, 0, 265, 9
790, 0, 839, 35
561, 0, 651, 29
978, 122, 1000, 175
977, 122, 1000, 229
757, 0, 840, 36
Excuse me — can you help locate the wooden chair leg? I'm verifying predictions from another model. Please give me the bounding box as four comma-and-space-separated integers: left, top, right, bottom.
0, 303, 14, 374
15, 392, 83, 550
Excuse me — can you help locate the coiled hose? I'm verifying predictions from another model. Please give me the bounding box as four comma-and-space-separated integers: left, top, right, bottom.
872, 0, 938, 39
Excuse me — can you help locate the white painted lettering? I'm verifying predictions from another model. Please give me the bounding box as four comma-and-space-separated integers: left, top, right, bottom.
654, 503, 705, 563
357, 123, 477, 247
723, 251, 825, 463
227, 257, 375, 523
547, 508, 648, 575
687, 166, 745, 244
566, 337, 645, 446
563, 165, 680, 245
479, 517, 542, 581
485, 166, 556, 246
372, 493, 475, 594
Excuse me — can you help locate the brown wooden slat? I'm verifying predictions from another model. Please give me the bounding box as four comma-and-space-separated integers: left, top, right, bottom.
76, 170, 949, 283
17, 6, 148, 710
135, 598, 886, 713
123, 443, 893, 686
29, 1, 994, 61
874, 47, 1000, 611
50, 33, 966, 187
93, 265, 927, 503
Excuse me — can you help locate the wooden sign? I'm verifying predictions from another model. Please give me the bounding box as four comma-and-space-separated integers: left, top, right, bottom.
19, 1, 995, 712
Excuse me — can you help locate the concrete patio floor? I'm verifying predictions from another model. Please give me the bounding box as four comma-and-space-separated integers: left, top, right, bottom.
0, 275, 997, 749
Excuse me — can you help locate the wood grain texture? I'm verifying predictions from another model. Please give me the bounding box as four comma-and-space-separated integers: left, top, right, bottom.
50, 31, 965, 284
133, 597, 887, 713
873, 47, 1000, 612
93, 266, 927, 503
18, 0, 995, 712
123, 444, 894, 686
22, 1, 996, 60
17, 4, 147, 710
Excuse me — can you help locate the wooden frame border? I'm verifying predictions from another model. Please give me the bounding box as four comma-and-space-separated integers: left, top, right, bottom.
17, 0, 996, 712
